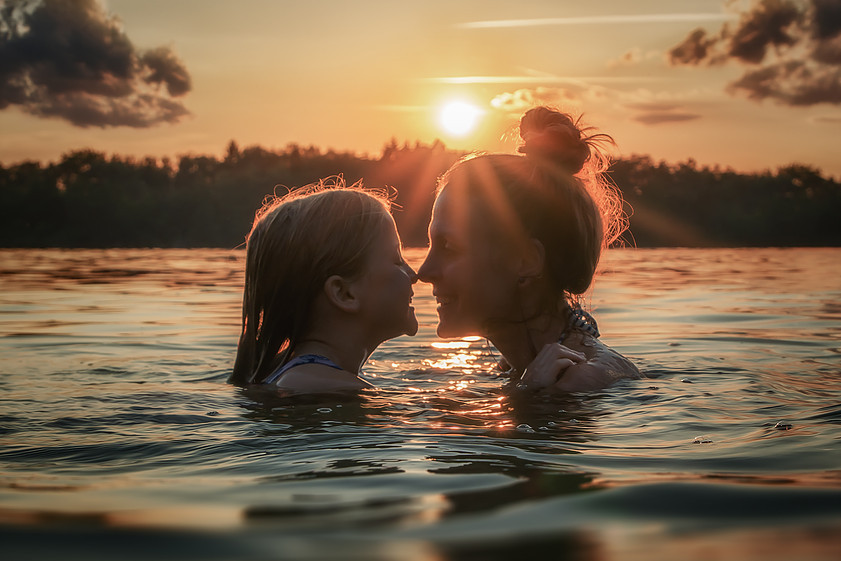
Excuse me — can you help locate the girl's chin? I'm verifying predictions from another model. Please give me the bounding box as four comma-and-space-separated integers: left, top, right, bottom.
402, 309, 419, 336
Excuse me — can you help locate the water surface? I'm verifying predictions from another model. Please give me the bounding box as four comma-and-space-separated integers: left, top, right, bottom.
1, 247, 840, 560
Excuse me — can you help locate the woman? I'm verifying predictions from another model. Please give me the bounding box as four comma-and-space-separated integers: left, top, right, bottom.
418, 106, 640, 392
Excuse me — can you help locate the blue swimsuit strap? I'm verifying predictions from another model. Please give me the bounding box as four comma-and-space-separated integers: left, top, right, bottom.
559, 306, 600, 344
263, 354, 343, 385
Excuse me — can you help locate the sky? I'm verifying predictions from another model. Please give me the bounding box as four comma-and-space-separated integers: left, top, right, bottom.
1, 0, 840, 177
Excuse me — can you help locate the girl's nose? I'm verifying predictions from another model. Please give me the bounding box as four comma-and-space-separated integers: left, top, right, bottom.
403, 261, 419, 284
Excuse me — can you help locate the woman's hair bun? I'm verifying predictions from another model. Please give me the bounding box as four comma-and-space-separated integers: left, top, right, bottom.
518, 106, 591, 175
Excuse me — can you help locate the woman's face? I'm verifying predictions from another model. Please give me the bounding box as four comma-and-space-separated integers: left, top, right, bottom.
355, 214, 419, 340
417, 186, 519, 338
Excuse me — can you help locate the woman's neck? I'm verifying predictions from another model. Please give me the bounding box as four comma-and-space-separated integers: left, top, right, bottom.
485, 309, 569, 374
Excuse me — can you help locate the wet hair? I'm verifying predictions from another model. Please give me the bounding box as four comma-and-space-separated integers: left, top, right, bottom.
229, 179, 392, 386
438, 106, 627, 302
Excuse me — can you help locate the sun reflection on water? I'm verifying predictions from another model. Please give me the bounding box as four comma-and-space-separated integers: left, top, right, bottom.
424, 337, 490, 372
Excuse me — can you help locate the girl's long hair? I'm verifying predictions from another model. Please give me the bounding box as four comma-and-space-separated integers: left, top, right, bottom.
229, 179, 391, 386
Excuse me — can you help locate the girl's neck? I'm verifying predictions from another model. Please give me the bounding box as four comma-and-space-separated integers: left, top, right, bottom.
485, 308, 569, 374
294, 337, 371, 375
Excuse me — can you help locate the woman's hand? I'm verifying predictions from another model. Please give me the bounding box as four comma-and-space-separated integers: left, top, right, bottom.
517, 343, 587, 391
518, 333, 633, 393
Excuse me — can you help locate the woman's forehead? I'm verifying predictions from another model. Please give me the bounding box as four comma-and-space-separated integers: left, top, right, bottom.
429, 187, 457, 233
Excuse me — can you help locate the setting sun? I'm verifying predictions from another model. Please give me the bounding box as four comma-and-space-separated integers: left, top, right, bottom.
437, 101, 483, 137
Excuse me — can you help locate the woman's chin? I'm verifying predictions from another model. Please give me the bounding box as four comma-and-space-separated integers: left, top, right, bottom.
435, 321, 467, 339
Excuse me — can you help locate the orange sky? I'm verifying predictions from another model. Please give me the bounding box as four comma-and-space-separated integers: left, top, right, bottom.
1, 0, 840, 177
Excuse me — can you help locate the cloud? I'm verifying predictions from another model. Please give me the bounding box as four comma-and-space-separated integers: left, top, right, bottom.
425, 75, 660, 86
456, 13, 732, 29
0, 0, 192, 127
624, 102, 683, 112
490, 87, 581, 112
727, 59, 841, 105
622, 95, 705, 125
668, 0, 841, 106
812, 0, 841, 39
669, 28, 723, 65
632, 111, 702, 124
811, 114, 841, 123
608, 47, 666, 69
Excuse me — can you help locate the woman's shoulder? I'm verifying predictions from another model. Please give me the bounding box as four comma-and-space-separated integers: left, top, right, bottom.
274, 363, 373, 394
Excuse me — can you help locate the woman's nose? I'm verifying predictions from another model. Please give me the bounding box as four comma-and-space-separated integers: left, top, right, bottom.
417, 253, 434, 282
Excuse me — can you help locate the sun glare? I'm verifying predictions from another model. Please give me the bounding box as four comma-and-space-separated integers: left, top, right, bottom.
438, 101, 483, 137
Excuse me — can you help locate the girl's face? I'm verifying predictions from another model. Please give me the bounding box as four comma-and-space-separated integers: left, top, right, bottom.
417, 186, 519, 338
355, 215, 418, 341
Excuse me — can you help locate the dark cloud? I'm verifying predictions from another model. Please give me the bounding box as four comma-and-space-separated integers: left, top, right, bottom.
0, 0, 191, 127
668, 0, 841, 106
632, 111, 702, 125
141, 47, 191, 97
669, 29, 720, 65
728, 59, 841, 105
727, 0, 802, 63
811, 0, 841, 39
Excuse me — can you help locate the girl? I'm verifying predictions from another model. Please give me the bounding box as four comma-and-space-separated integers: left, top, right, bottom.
418, 106, 640, 393
229, 180, 418, 394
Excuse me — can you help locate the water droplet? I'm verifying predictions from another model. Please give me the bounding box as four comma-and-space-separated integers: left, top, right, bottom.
693, 435, 713, 444
206, 411, 219, 416
317, 407, 332, 413
774, 421, 793, 430
681, 378, 693, 384
516, 423, 535, 433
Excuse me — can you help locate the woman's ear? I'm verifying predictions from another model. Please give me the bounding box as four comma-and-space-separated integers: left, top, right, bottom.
517, 238, 545, 282
323, 275, 361, 313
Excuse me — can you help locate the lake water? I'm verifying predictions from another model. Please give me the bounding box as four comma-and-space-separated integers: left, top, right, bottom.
1, 247, 840, 560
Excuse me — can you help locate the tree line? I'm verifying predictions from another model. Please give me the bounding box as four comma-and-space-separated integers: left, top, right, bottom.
1, 139, 839, 248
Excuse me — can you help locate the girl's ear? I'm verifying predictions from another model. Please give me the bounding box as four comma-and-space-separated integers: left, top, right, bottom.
323, 275, 361, 313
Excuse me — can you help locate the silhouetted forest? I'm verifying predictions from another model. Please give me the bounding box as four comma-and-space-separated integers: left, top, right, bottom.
2, 140, 839, 248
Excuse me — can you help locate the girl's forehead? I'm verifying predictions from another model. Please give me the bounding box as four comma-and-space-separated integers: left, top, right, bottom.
378, 212, 401, 242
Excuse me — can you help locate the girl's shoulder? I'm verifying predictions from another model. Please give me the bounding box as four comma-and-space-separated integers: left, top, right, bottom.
272, 361, 373, 394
